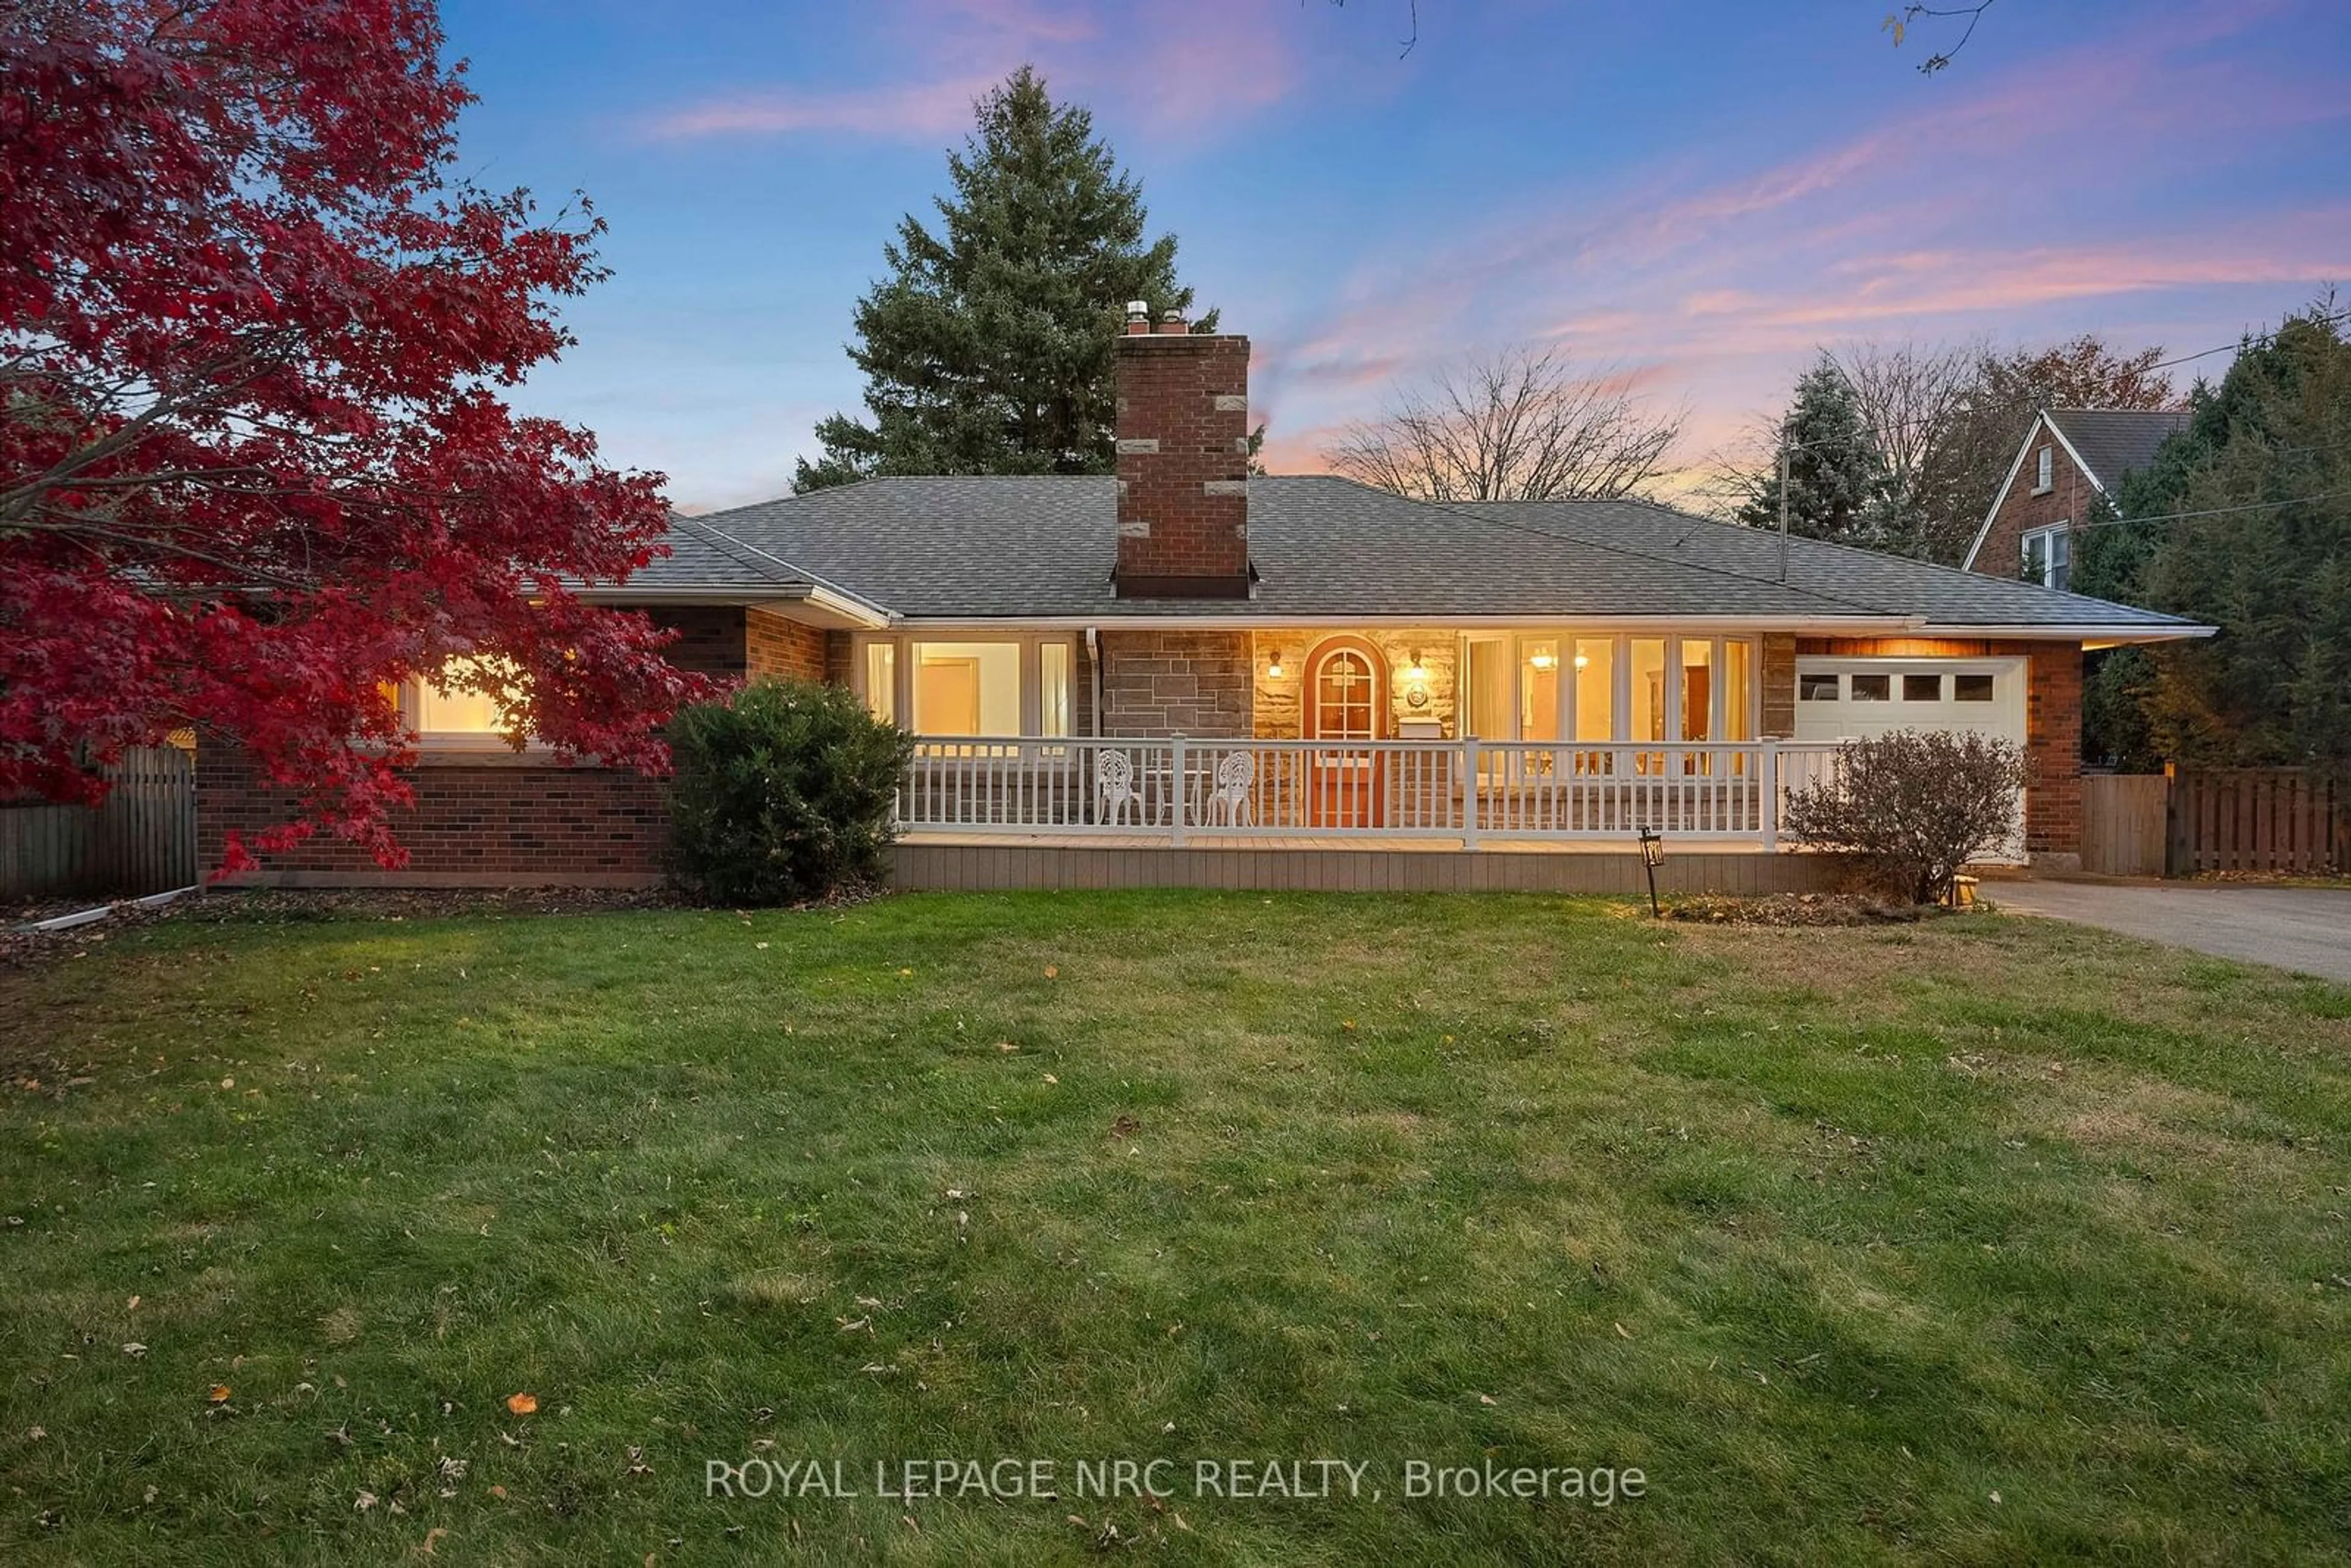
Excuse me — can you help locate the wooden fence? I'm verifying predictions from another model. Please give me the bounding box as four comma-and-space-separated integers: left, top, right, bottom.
2168, 768, 2347, 877
2081, 774, 2170, 876
0, 746, 198, 902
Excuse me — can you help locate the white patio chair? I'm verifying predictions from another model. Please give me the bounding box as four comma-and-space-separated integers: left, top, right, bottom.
1202, 749, 1255, 827
1095, 749, 1142, 826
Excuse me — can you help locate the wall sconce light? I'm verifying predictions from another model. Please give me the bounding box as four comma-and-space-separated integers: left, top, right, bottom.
1529, 650, 1556, 672
1573, 653, 1590, 669
1265, 653, 1286, 680
1404, 649, 1429, 682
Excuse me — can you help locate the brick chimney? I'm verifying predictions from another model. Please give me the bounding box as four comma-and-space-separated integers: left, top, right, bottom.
1114, 301, 1251, 598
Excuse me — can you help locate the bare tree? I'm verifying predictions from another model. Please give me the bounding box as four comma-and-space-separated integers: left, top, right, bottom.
1325, 348, 1685, 503
1832, 337, 1981, 561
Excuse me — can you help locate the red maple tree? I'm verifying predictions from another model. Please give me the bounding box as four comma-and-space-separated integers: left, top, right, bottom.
0, 0, 709, 870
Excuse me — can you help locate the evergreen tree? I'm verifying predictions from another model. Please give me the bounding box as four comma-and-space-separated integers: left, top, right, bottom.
1736, 357, 1903, 548
2076, 303, 2351, 771
795, 67, 1214, 492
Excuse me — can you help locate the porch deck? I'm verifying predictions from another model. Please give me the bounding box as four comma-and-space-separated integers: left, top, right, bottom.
890, 830, 1838, 895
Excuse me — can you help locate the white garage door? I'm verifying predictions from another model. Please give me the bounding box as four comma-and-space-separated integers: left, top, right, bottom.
1793, 656, 2027, 746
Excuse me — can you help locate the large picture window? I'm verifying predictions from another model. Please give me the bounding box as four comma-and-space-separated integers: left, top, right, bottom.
405, 656, 526, 742
856, 635, 1080, 738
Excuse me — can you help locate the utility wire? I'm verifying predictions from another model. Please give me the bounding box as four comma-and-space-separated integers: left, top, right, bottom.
2137, 307, 2351, 376
2077, 487, 2351, 530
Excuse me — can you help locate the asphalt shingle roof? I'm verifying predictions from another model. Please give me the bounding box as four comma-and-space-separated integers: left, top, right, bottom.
2047, 408, 2193, 489
665, 475, 2199, 632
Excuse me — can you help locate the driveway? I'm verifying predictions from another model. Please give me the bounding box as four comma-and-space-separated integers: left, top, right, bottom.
1990, 880, 2351, 984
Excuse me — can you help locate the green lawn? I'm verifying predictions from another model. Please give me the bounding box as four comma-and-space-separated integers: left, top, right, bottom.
4, 891, 2349, 1565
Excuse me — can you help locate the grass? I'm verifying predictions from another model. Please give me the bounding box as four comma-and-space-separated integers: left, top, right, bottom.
2, 889, 2349, 1565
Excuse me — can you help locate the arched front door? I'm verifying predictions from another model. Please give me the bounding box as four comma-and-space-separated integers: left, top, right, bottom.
1303, 639, 1385, 828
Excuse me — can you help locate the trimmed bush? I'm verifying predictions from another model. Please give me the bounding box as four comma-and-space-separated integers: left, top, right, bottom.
1782, 729, 2034, 905
668, 678, 914, 904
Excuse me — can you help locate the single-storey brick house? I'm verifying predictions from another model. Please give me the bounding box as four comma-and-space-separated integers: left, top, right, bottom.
202, 307, 2210, 892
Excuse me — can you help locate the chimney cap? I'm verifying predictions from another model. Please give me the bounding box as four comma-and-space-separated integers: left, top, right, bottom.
1155, 308, 1189, 335
1123, 299, 1152, 336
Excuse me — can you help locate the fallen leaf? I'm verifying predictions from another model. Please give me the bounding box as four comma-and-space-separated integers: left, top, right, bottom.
505, 1392, 539, 1416
354, 1490, 377, 1513
1043, 965, 1058, 979
1614, 1321, 1631, 1339
995, 1042, 1018, 1053
207, 1385, 232, 1404
1042, 1073, 1059, 1085
489, 1485, 508, 1499
126, 1296, 139, 1311
422, 1526, 448, 1554
121, 1342, 148, 1358
1477, 1393, 1498, 1406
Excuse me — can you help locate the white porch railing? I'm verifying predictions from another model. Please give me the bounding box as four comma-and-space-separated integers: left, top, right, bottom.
897, 736, 1856, 848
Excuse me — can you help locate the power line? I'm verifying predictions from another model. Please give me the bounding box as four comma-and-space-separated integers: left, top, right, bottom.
2077, 487, 2351, 530
2138, 307, 2351, 377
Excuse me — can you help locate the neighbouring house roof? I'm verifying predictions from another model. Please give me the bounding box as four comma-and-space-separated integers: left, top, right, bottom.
629, 475, 2204, 638
2044, 408, 2194, 490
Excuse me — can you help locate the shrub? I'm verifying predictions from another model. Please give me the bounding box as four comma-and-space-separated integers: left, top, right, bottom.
1781, 729, 2034, 905
667, 678, 914, 904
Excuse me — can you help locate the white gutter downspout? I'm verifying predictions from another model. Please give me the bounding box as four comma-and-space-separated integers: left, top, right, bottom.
1085, 626, 1103, 738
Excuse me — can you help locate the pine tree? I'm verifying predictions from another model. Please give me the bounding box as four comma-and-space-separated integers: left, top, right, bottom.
2080, 304, 2351, 770
795, 67, 1214, 491
1736, 358, 1902, 548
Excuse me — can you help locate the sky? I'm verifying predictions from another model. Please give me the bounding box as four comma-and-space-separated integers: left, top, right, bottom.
440, 0, 2351, 513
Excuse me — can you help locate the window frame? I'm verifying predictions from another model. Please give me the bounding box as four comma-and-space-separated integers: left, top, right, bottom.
2021, 522, 2072, 590
850, 632, 1082, 740
394, 657, 542, 753
2033, 445, 2055, 495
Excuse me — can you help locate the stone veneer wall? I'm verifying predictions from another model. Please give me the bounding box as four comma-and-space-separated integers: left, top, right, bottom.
1248, 630, 1458, 738
1097, 630, 1251, 737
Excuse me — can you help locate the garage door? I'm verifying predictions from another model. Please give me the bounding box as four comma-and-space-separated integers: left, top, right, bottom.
1793, 656, 2026, 746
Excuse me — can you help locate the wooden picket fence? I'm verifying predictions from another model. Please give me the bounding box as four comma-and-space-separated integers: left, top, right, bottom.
0, 746, 198, 902
2166, 767, 2347, 877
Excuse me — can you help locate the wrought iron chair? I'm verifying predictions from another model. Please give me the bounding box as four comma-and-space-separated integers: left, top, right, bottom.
1094, 748, 1142, 825
1202, 749, 1256, 827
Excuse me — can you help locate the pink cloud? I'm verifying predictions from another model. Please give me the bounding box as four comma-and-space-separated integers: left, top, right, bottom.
645, 75, 1000, 141
643, 0, 1298, 145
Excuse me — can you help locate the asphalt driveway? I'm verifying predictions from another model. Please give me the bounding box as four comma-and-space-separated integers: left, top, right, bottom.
1991, 880, 2351, 984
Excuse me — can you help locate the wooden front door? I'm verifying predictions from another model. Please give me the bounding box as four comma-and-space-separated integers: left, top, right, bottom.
1305, 641, 1385, 828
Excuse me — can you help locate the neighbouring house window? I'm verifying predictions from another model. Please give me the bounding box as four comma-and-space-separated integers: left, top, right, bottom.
1800, 672, 1839, 702
864, 643, 896, 726
1954, 673, 1996, 702
2022, 523, 2071, 590
1521, 639, 1560, 741
1039, 642, 1071, 737
1851, 673, 1891, 702
2034, 446, 2054, 493
1573, 640, 1614, 741
409, 656, 523, 738
912, 641, 1022, 735
1903, 674, 1943, 702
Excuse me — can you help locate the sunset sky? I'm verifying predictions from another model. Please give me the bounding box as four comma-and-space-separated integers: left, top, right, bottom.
441, 0, 2351, 512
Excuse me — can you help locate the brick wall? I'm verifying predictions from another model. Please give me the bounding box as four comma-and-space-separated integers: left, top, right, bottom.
2025, 643, 2083, 864
195, 601, 796, 888
745, 609, 826, 681
1098, 629, 1251, 736
823, 629, 853, 685
651, 606, 751, 678
1114, 328, 1252, 596
1795, 634, 2083, 862
198, 748, 669, 888
1971, 416, 2095, 579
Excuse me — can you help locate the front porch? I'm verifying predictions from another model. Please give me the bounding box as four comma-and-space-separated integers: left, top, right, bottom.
891, 734, 1860, 891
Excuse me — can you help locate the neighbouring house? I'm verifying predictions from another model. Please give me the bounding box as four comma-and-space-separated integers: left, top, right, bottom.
200, 307, 2212, 893
1963, 407, 2193, 590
